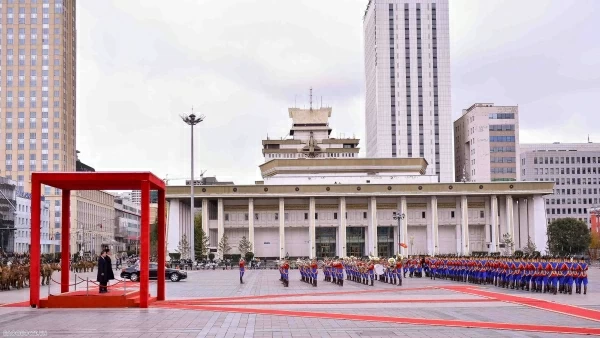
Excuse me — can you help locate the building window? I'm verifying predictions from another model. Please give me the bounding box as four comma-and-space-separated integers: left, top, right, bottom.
315, 213, 318, 220
422, 212, 426, 219
274, 213, 278, 221
244, 213, 248, 221
451, 211, 455, 218
304, 213, 308, 220
334, 212, 338, 220
224, 213, 229, 221
254, 213, 259, 221
363, 212, 367, 219
480, 211, 484, 218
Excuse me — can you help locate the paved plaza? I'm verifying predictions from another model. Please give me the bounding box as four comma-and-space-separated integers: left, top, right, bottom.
1, 267, 600, 337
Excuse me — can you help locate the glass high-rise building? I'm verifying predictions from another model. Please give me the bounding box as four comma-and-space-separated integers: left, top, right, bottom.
0, 0, 77, 248
363, 0, 452, 182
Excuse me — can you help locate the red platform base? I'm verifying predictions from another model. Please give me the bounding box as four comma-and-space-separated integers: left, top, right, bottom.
39, 290, 156, 308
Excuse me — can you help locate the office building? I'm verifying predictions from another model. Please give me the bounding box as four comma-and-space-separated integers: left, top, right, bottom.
167, 103, 551, 259
0, 1, 77, 248
363, 0, 452, 182
14, 191, 54, 253
454, 103, 520, 182
114, 195, 141, 253
520, 142, 600, 226
0, 178, 17, 252
71, 190, 115, 255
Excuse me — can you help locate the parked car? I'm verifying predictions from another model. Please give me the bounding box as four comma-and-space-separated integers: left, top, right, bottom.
120, 262, 187, 282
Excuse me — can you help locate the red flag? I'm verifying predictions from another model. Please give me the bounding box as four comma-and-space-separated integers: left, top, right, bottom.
399, 243, 408, 248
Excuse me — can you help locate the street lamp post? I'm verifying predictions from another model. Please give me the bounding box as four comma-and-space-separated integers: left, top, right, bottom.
393, 211, 405, 257
181, 111, 205, 262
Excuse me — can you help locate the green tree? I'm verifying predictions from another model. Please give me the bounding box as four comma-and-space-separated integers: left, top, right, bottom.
547, 218, 591, 256
218, 234, 232, 258
237, 236, 253, 256
177, 234, 191, 260
194, 214, 209, 260
501, 233, 514, 256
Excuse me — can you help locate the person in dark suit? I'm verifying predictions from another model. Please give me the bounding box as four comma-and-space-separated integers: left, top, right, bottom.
104, 248, 115, 290
97, 250, 108, 293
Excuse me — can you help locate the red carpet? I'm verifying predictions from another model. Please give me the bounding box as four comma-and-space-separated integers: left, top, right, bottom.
168, 298, 498, 306
442, 286, 600, 322
153, 302, 600, 335
186, 286, 434, 303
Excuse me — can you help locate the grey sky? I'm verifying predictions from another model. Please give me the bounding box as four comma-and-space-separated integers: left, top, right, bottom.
76, 0, 600, 185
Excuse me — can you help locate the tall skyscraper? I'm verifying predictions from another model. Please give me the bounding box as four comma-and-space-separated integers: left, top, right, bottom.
363, 0, 452, 182
0, 0, 77, 248
454, 103, 520, 182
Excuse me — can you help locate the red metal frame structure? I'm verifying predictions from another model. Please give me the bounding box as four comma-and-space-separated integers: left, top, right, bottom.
29, 172, 166, 309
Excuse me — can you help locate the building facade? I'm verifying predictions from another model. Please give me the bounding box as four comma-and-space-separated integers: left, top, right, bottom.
454, 103, 520, 182
14, 192, 54, 253
70, 190, 115, 255
591, 207, 600, 234
262, 106, 359, 161
521, 142, 600, 227
114, 195, 141, 253
363, 0, 452, 182
167, 182, 551, 259
0, 1, 77, 247
0, 178, 17, 252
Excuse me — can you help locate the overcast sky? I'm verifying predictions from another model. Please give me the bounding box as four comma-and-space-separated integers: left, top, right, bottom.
76, 0, 600, 185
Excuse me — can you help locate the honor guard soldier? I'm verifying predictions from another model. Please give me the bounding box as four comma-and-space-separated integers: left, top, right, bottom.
310, 258, 318, 287
281, 259, 290, 287
395, 255, 403, 286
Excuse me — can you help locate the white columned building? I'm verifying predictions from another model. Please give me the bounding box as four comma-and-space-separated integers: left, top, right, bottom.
167, 103, 553, 259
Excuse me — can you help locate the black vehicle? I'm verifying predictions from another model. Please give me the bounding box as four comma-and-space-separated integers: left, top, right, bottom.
120, 262, 187, 282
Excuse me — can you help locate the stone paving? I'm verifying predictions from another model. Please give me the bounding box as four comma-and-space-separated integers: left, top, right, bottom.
0, 267, 599, 337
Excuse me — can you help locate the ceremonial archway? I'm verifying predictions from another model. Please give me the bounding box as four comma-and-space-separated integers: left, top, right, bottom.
29, 172, 166, 308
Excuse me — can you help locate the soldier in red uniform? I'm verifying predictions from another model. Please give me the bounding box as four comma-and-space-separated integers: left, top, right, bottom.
281, 259, 290, 287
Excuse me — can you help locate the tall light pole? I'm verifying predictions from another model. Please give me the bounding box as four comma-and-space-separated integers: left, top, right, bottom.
181, 111, 204, 262
393, 211, 405, 257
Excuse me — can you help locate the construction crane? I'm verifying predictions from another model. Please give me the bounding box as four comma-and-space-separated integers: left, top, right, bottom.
163, 170, 207, 185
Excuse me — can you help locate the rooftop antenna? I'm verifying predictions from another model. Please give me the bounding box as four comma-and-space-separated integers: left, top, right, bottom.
589, 135, 591, 143
321, 96, 323, 108
294, 95, 297, 108
309, 87, 313, 111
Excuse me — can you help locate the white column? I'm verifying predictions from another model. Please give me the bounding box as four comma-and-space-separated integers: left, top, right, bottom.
529, 196, 547, 252
201, 198, 209, 237
490, 195, 498, 252
430, 196, 439, 256
400, 197, 408, 257
309, 197, 316, 258
426, 198, 433, 255
279, 198, 285, 259
217, 198, 224, 259
498, 197, 507, 240
167, 200, 180, 254
368, 197, 377, 257
505, 195, 514, 254
248, 198, 255, 252
338, 197, 347, 258
455, 197, 462, 254
519, 198, 529, 249
513, 199, 520, 249
527, 197, 535, 247
461, 196, 469, 255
